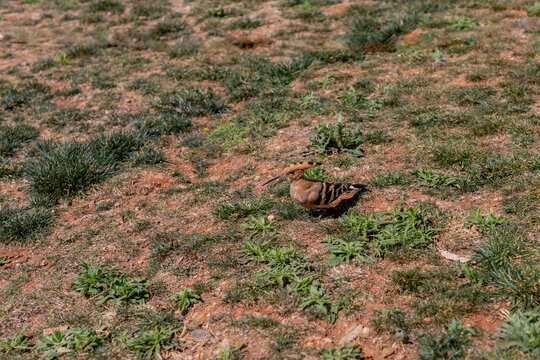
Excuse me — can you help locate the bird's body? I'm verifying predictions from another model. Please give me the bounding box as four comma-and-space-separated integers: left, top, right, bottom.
263, 162, 365, 210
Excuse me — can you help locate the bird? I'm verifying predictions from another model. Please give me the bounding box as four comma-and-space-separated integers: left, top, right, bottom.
262, 162, 366, 211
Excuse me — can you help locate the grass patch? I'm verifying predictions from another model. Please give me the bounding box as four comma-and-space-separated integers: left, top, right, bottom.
171, 287, 201, 314
307, 115, 364, 157
494, 309, 540, 356
0, 81, 51, 111
468, 225, 539, 309
346, 14, 418, 52
213, 197, 275, 220
73, 262, 150, 304
35, 327, 105, 359
0, 206, 53, 244
0, 123, 39, 157
24, 131, 146, 203
324, 203, 440, 264
153, 87, 227, 117
417, 319, 476, 360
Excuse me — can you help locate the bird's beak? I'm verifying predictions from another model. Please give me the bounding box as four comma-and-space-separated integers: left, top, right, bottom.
262, 173, 284, 186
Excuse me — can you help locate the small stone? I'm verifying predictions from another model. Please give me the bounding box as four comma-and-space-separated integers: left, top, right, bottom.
267, 214, 277, 221
338, 324, 363, 345
0, 34, 4, 41
323, 337, 332, 343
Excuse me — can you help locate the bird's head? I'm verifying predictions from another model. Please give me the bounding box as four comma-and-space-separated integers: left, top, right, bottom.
262, 162, 321, 185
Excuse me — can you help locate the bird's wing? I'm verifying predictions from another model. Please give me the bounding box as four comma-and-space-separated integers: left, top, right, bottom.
312, 181, 360, 208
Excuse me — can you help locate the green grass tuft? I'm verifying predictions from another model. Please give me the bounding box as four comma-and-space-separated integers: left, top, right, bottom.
73, 262, 150, 304
417, 319, 476, 360
0, 123, 39, 157
0, 206, 53, 244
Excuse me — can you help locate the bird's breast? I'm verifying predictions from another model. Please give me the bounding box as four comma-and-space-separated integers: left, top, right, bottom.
290, 180, 321, 208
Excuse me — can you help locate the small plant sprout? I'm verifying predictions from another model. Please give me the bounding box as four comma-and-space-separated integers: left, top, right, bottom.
307, 114, 365, 157
417, 319, 477, 360
0, 327, 30, 353
35, 327, 105, 359
73, 263, 150, 304
241, 215, 278, 237
300, 285, 339, 323
415, 168, 461, 188
494, 309, 540, 355
171, 287, 201, 314
214, 344, 246, 360
125, 327, 179, 360
466, 207, 508, 235
322, 343, 364, 359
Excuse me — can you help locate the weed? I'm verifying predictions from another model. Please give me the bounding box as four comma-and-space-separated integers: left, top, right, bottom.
88, 0, 124, 13
214, 344, 246, 360
131, 147, 165, 166
154, 87, 227, 117
73, 262, 150, 304
300, 285, 339, 323
229, 17, 262, 30
267, 326, 300, 355
151, 17, 186, 40
54, 86, 82, 97
25, 131, 146, 202
35, 327, 105, 360
417, 319, 476, 360
369, 171, 412, 188
0, 206, 53, 244
65, 43, 103, 59
325, 204, 439, 262
168, 36, 200, 58
42, 107, 93, 130
0, 123, 39, 157
466, 207, 508, 235
470, 225, 539, 308
273, 202, 305, 220
322, 344, 364, 359
205, 6, 229, 18
31, 58, 56, 73
445, 16, 477, 31
132, 111, 192, 136
0, 328, 30, 354
494, 309, 540, 355
528, 3, 540, 16
241, 216, 278, 237
324, 236, 373, 265
391, 267, 431, 294
0, 81, 51, 111
362, 130, 391, 144
213, 197, 274, 220
264, 54, 314, 85
502, 194, 538, 218
371, 308, 412, 343
171, 287, 201, 314
24, 141, 115, 203
346, 14, 418, 52
307, 115, 364, 157
415, 168, 462, 188
0, 159, 22, 179
125, 327, 180, 360
448, 86, 495, 106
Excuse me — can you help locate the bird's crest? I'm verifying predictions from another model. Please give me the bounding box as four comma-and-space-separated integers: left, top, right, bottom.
284, 161, 320, 173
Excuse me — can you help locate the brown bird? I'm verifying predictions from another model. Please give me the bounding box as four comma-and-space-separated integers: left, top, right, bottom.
262, 162, 365, 210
